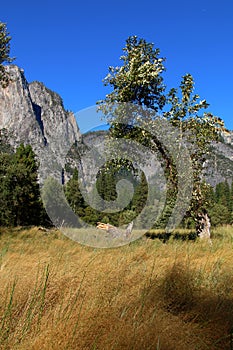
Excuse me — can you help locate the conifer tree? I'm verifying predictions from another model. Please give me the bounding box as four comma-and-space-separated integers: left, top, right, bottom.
42, 176, 81, 227
65, 168, 86, 217
0, 144, 43, 226
0, 21, 14, 87
12, 144, 42, 225
131, 172, 148, 214
215, 180, 231, 211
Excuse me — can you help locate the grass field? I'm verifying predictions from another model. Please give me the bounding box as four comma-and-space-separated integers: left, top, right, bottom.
0, 226, 233, 349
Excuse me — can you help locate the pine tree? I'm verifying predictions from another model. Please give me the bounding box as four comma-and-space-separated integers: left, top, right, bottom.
208, 203, 231, 226
0, 144, 44, 226
215, 181, 231, 211
0, 152, 15, 225
65, 168, 86, 217
131, 172, 148, 214
42, 176, 80, 227
12, 144, 42, 225
230, 181, 233, 212
0, 21, 15, 87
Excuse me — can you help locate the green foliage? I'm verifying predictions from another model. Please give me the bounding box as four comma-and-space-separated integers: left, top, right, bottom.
0, 21, 14, 88
165, 74, 226, 220
153, 195, 176, 229
97, 36, 226, 231
63, 161, 151, 227
65, 168, 86, 217
1, 34, 231, 232
0, 128, 13, 153
97, 36, 166, 111
42, 176, 80, 228
96, 164, 118, 203
0, 144, 44, 226
131, 172, 148, 213
82, 206, 101, 226
208, 203, 231, 227
204, 180, 233, 226
0, 152, 16, 225
42, 177, 65, 225
118, 210, 135, 226
215, 181, 231, 211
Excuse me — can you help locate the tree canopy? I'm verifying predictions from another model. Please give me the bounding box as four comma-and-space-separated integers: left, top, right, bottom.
0, 143, 45, 226
0, 21, 14, 88
98, 36, 166, 111
97, 35, 226, 234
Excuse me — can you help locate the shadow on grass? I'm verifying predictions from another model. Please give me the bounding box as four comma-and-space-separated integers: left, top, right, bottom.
145, 262, 233, 350
60, 263, 233, 350
145, 230, 197, 242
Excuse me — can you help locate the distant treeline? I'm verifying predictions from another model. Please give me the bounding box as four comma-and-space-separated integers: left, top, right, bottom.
0, 129, 232, 228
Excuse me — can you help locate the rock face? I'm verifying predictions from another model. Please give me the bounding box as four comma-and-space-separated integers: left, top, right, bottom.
0, 65, 44, 147
204, 132, 233, 187
0, 65, 81, 182
29, 81, 79, 151
80, 130, 233, 189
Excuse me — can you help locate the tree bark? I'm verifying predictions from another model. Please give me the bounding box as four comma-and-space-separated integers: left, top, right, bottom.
196, 211, 211, 240
97, 221, 133, 238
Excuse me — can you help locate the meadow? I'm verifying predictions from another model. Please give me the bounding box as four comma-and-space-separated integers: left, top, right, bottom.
0, 226, 233, 349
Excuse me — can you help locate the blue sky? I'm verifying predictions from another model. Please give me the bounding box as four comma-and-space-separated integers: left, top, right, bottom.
1, 0, 233, 132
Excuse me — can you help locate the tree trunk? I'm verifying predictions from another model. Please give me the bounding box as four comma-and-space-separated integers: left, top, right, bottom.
196, 211, 211, 240
97, 221, 133, 239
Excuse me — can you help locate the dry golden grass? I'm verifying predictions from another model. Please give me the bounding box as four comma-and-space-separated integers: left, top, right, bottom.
0, 226, 233, 349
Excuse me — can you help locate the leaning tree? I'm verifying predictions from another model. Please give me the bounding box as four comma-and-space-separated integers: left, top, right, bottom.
97, 35, 226, 237
164, 73, 226, 236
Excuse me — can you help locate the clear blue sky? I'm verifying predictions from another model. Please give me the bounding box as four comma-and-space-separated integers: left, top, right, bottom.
1, 0, 233, 132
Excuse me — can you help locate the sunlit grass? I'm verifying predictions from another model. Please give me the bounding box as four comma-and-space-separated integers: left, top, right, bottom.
0, 226, 233, 349
62, 227, 145, 248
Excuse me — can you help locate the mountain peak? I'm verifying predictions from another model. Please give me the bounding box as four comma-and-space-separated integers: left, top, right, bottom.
0, 64, 81, 182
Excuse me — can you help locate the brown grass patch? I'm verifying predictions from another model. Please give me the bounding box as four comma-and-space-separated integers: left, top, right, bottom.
0, 227, 233, 349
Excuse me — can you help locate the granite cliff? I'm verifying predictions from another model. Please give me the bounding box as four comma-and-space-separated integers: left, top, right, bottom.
204, 133, 233, 186
0, 65, 81, 182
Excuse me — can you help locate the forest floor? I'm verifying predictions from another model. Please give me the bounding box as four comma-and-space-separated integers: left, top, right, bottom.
0, 226, 233, 349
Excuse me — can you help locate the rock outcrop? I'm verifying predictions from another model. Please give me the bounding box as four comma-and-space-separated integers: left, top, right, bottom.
204, 132, 233, 187
0, 65, 44, 147
0, 65, 81, 182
